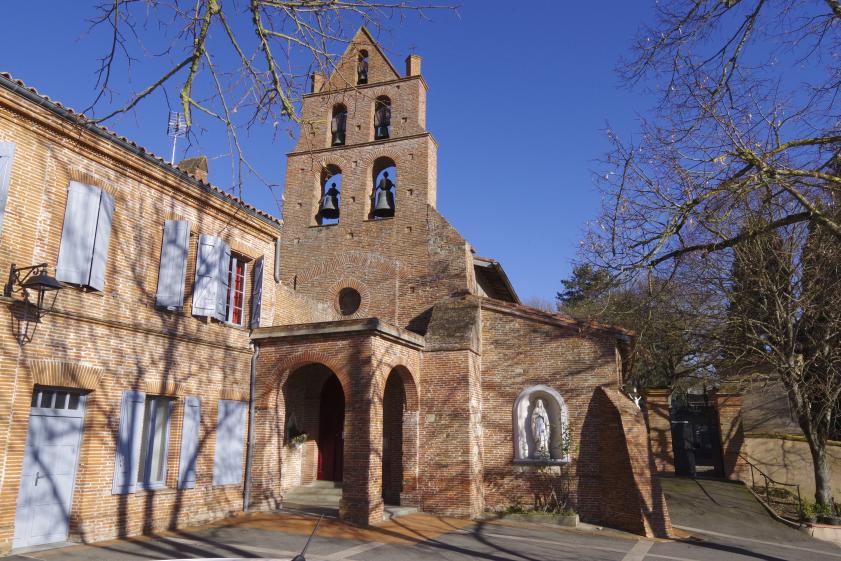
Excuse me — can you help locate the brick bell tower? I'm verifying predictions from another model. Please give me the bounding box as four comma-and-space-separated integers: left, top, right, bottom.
280, 27, 473, 330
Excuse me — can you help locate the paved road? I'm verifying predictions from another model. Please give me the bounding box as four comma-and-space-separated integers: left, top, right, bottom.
3, 481, 840, 561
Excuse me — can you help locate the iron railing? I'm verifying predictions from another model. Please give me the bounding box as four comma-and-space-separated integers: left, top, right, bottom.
740, 453, 802, 522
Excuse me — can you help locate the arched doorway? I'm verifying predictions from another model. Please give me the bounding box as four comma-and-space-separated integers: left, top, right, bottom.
318, 375, 344, 481
281, 364, 346, 489
381, 366, 418, 506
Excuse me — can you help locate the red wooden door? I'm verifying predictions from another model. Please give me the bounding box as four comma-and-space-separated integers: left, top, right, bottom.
317, 376, 345, 481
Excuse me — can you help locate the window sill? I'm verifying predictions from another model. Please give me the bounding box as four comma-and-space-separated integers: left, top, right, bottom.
137, 483, 172, 493
363, 217, 394, 223
512, 458, 571, 466
212, 482, 243, 488
309, 223, 339, 228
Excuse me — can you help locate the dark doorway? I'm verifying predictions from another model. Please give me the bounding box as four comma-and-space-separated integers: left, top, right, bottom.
318, 376, 344, 481
671, 394, 724, 478
382, 370, 406, 504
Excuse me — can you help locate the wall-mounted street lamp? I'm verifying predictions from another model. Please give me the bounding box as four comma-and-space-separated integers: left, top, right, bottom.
4, 263, 63, 321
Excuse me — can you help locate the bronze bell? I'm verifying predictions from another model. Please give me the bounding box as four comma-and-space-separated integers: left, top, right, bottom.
320, 184, 340, 219
373, 188, 395, 218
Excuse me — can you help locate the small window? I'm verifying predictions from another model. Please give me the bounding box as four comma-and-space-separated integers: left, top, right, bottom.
357, 50, 369, 85
137, 396, 173, 489
31, 388, 83, 410
225, 254, 247, 326
338, 287, 361, 315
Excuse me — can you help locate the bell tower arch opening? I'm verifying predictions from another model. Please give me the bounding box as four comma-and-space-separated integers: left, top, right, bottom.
374, 96, 391, 140
357, 50, 369, 85
371, 156, 396, 219
331, 104, 348, 147
317, 164, 342, 225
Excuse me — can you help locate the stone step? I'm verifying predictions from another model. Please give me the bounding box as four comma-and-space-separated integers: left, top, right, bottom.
384, 505, 418, 521
285, 492, 342, 503
305, 480, 343, 489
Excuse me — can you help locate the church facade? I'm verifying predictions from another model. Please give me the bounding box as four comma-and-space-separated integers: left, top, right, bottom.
246, 29, 670, 536
0, 28, 668, 554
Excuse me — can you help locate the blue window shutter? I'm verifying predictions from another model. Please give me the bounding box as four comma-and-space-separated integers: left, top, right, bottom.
178, 395, 201, 489
193, 234, 220, 317
112, 390, 146, 494
156, 220, 190, 310
273, 237, 281, 283
88, 189, 115, 291
213, 400, 247, 485
214, 240, 231, 322
56, 182, 101, 286
0, 141, 16, 237
250, 256, 264, 329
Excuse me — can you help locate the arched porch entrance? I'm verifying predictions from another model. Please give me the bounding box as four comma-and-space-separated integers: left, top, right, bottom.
280, 363, 347, 514
381, 366, 419, 507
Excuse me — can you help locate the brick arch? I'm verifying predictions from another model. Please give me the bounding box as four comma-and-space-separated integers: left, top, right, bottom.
257, 350, 351, 409
293, 250, 404, 284
359, 146, 403, 174
383, 363, 419, 412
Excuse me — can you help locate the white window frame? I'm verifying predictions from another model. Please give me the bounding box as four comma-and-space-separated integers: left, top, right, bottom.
225, 254, 247, 327
137, 396, 173, 490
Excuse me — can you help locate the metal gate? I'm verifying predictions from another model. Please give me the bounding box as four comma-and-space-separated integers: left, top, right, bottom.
671, 393, 724, 478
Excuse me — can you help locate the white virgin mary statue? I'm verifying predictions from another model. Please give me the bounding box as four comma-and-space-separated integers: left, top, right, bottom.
531, 398, 551, 459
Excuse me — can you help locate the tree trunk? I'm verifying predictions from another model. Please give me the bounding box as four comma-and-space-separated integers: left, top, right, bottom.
806, 433, 834, 506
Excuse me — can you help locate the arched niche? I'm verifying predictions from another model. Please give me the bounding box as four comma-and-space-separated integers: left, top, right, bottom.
513, 384, 570, 463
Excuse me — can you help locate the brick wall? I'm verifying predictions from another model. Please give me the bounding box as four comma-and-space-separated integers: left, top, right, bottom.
0, 80, 280, 552
579, 388, 671, 537
715, 392, 748, 481
644, 389, 674, 473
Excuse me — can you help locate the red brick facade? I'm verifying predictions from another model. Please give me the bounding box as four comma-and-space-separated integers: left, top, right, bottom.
0, 72, 279, 553
0, 27, 670, 553
249, 28, 670, 537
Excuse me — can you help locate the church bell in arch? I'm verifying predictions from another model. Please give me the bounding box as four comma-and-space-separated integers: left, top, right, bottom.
320, 183, 340, 219
373, 188, 395, 218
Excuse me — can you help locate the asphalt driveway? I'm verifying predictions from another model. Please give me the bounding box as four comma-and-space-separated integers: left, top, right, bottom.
2, 492, 840, 561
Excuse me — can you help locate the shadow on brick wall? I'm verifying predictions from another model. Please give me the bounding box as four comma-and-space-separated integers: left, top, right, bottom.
578, 387, 671, 538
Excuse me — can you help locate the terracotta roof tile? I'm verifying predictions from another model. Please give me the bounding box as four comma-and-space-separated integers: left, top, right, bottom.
0, 72, 281, 227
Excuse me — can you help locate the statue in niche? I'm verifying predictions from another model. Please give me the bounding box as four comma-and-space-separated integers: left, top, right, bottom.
531, 398, 551, 460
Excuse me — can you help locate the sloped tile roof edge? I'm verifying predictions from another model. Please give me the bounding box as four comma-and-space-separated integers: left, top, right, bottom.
478, 296, 634, 338
0, 72, 282, 230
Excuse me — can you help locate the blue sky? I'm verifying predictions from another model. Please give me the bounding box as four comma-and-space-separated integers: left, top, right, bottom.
0, 1, 653, 304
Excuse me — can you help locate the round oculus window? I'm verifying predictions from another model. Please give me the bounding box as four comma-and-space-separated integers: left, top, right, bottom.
338, 287, 361, 316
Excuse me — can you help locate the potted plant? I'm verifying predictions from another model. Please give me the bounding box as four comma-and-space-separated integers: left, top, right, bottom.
287, 423, 307, 448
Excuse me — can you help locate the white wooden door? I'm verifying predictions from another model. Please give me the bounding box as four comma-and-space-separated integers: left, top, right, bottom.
13, 388, 86, 549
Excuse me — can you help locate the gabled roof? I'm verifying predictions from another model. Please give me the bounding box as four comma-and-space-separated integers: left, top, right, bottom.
324, 26, 401, 91
0, 72, 281, 229
473, 255, 520, 303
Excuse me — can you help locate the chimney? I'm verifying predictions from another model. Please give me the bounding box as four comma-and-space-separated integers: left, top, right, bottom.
177, 156, 209, 183
405, 54, 422, 77
311, 72, 326, 93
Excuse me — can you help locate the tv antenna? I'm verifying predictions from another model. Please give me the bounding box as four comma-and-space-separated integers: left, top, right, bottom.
167, 111, 187, 165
